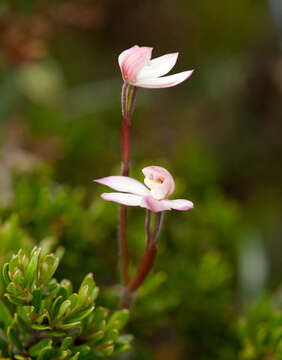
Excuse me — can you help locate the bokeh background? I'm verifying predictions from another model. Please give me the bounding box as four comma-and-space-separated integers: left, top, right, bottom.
0, 0, 282, 359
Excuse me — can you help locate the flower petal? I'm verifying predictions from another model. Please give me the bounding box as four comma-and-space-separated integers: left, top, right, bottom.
142, 166, 175, 198
135, 70, 194, 89
140, 195, 172, 212
118, 45, 139, 68
121, 46, 153, 83
162, 199, 194, 211
101, 192, 142, 206
136, 53, 178, 80
94, 176, 150, 196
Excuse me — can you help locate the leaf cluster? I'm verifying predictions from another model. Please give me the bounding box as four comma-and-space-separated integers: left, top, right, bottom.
0, 245, 131, 359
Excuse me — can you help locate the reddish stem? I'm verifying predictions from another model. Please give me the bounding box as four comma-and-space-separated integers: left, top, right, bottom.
121, 212, 164, 308
127, 242, 158, 292
119, 83, 137, 287
121, 117, 131, 176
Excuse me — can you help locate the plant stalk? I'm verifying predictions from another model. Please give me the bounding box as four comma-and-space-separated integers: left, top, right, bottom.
121, 212, 164, 308
119, 83, 137, 287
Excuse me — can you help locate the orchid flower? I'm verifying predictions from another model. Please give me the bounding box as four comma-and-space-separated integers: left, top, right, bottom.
118, 45, 194, 89
95, 166, 194, 212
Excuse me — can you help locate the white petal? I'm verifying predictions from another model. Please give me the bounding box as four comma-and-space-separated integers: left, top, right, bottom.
95, 176, 149, 196
135, 70, 194, 89
101, 192, 142, 206
136, 53, 178, 80
162, 199, 194, 211
140, 196, 172, 212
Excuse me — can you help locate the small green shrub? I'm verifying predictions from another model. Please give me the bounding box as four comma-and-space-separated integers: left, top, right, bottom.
0, 244, 131, 359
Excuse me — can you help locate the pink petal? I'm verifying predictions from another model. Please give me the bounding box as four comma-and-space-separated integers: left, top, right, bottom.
94, 176, 149, 196
140, 195, 172, 212
162, 199, 194, 211
136, 53, 179, 80
121, 46, 153, 83
118, 45, 139, 68
142, 166, 175, 197
101, 192, 142, 206
135, 70, 194, 89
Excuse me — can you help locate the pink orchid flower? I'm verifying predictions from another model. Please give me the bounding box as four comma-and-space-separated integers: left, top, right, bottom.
95, 166, 194, 212
118, 45, 194, 89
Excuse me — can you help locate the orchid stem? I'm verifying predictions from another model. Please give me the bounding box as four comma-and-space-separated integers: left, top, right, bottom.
145, 209, 152, 247
152, 211, 164, 243
121, 212, 164, 308
119, 83, 137, 287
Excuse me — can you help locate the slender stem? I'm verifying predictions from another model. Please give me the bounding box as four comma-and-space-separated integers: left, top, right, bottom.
145, 209, 152, 247
121, 211, 164, 308
119, 82, 137, 287
119, 205, 130, 285
127, 241, 158, 293
152, 212, 164, 243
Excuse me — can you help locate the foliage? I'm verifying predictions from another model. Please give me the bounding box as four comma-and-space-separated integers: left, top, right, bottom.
239, 298, 282, 360
0, 242, 131, 359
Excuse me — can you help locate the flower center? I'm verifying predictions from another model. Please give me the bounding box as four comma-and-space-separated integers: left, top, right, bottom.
144, 175, 169, 200
151, 177, 164, 184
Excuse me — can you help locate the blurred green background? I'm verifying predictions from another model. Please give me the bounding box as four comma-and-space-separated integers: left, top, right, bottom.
0, 0, 282, 359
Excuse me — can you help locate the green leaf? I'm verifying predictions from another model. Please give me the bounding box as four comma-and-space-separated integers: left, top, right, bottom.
46, 279, 59, 295
16, 305, 34, 324
99, 344, 114, 356
32, 288, 42, 313
60, 279, 73, 297
12, 269, 24, 287
88, 330, 104, 343
68, 293, 78, 310
2, 263, 10, 286
35, 313, 49, 325
104, 328, 119, 343
65, 305, 94, 323
115, 342, 131, 354
29, 338, 52, 356
69, 353, 80, 360
77, 285, 89, 308
59, 350, 72, 359
48, 330, 66, 337
6, 282, 21, 297
8, 255, 20, 275
32, 324, 51, 330
56, 286, 68, 301
92, 286, 99, 301
57, 299, 71, 320
7, 326, 22, 350
57, 321, 81, 330
71, 345, 90, 357
50, 296, 63, 319
5, 294, 26, 306
17, 249, 29, 269
60, 336, 73, 350
93, 307, 108, 324
0, 300, 12, 327
24, 247, 41, 288
108, 309, 129, 330
38, 347, 56, 360
80, 273, 95, 296
40, 254, 59, 284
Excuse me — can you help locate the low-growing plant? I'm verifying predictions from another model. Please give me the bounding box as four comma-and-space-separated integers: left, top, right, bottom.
0, 244, 131, 359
